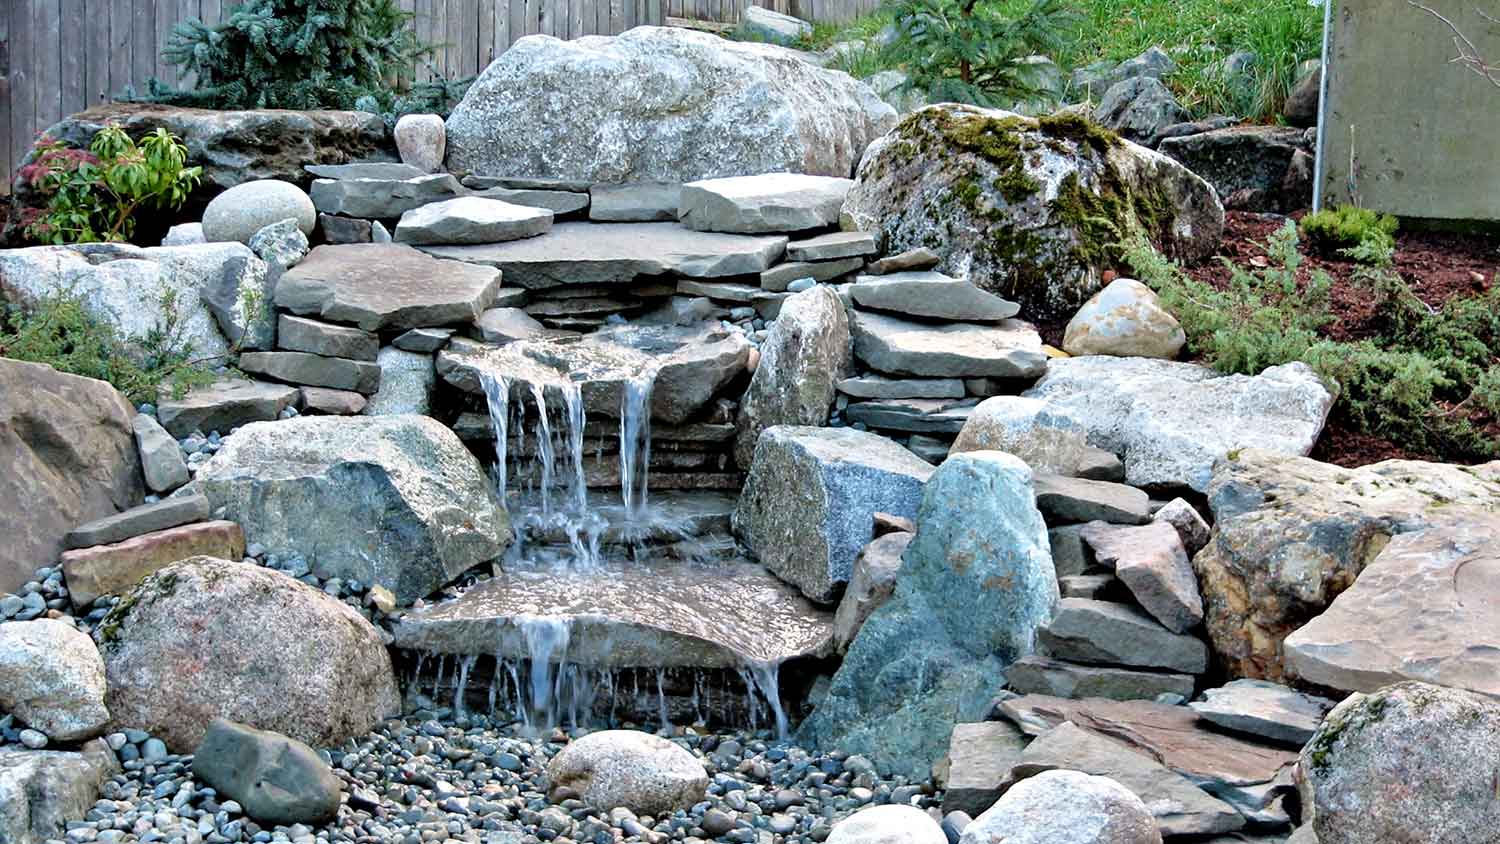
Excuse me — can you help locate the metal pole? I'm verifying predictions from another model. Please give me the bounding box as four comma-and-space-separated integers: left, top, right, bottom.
1312, 0, 1334, 211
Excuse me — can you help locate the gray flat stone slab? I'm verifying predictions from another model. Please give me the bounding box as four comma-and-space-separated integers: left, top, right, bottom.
1033, 475, 1151, 525
851, 310, 1046, 378
156, 379, 299, 438
760, 257, 864, 292
787, 231, 877, 262
677, 280, 763, 303
1189, 679, 1336, 746
470, 307, 553, 344
418, 222, 787, 289
462, 175, 593, 193
590, 183, 683, 222
1080, 520, 1202, 633
277, 315, 379, 362
304, 162, 426, 181
843, 397, 980, 434
391, 557, 833, 668
309, 173, 464, 219
470, 186, 591, 215
276, 244, 502, 332
65, 494, 210, 550
1039, 598, 1208, 674
678, 174, 852, 234
392, 327, 455, 353
866, 247, 940, 275
836, 376, 965, 400
394, 196, 553, 245
239, 351, 382, 395
850, 273, 1020, 322
1005, 655, 1195, 701
942, 721, 1028, 817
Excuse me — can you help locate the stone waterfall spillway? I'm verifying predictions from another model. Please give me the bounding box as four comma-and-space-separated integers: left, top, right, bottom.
394, 327, 835, 736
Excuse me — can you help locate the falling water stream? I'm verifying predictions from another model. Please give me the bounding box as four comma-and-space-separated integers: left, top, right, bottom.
462, 361, 790, 738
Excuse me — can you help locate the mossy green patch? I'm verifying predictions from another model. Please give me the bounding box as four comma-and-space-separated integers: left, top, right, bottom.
1037, 111, 1122, 152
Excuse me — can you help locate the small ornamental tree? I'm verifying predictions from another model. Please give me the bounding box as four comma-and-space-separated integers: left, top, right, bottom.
882, 0, 1075, 107
140, 0, 466, 117
20, 126, 201, 245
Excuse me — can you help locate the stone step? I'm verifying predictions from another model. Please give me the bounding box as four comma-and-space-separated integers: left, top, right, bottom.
392, 556, 835, 669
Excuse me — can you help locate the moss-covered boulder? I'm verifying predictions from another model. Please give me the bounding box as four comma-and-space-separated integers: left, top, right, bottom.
841, 105, 1224, 319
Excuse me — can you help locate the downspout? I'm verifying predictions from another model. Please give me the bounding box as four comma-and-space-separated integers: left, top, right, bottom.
1312, 0, 1335, 211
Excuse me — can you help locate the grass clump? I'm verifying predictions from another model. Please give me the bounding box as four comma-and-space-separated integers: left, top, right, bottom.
1299, 205, 1399, 258
1125, 222, 1500, 461
0, 289, 219, 403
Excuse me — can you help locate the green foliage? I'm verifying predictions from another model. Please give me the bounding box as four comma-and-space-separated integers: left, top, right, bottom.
137, 0, 466, 120
0, 290, 218, 403
1125, 222, 1500, 460
1299, 204, 1399, 258
880, 0, 1075, 107
20, 126, 201, 245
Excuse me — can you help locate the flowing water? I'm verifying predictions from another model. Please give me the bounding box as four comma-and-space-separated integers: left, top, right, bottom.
462, 356, 793, 739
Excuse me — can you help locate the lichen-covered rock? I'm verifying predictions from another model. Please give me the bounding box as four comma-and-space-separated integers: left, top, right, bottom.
734, 285, 851, 467
1299, 682, 1500, 844
840, 105, 1223, 319
733, 426, 933, 604
99, 557, 400, 753
0, 359, 142, 594
1195, 449, 1500, 682
191, 415, 510, 603
0, 620, 109, 741
797, 452, 1057, 777
546, 730, 707, 815
445, 27, 896, 182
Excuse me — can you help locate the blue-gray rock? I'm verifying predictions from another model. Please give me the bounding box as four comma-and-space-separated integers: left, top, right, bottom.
796, 451, 1058, 777
201, 180, 316, 244
131, 413, 189, 494
733, 426, 934, 604
193, 719, 341, 826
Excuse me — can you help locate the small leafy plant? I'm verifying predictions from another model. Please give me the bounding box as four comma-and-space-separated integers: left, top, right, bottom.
1125, 222, 1500, 460
20, 126, 201, 245
0, 290, 217, 402
1298, 204, 1399, 258
882, 0, 1075, 107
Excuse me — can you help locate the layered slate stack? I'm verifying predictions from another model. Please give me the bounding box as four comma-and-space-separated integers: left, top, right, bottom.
1007, 493, 1216, 703
838, 258, 1047, 464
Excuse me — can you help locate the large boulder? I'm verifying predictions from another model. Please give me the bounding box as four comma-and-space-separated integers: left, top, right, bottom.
10, 105, 390, 234
0, 740, 120, 844
191, 415, 510, 603
1299, 682, 1500, 844
840, 105, 1223, 319
1092, 76, 1188, 147
545, 730, 708, 816
963, 769, 1161, 844
0, 242, 269, 361
0, 619, 109, 741
1283, 517, 1500, 696
444, 27, 896, 182
951, 396, 1123, 480
797, 452, 1057, 777
0, 360, 143, 593
734, 285, 851, 467
1194, 450, 1500, 681
733, 426, 934, 604
1021, 357, 1334, 491
99, 557, 400, 753
1158, 126, 1311, 213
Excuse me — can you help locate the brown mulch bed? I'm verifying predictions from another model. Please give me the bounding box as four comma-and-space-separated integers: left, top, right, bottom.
1183, 212, 1500, 467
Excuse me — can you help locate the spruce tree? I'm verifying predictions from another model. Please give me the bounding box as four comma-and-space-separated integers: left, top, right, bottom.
142, 0, 464, 116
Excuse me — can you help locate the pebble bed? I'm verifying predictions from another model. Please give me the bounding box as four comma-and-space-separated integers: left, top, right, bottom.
4, 709, 941, 844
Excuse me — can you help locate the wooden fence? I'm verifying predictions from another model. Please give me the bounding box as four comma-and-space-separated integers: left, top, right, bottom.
1, 0, 879, 194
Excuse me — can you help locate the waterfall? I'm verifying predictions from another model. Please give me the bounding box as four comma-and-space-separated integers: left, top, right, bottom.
619, 373, 656, 520
745, 660, 790, 741
519, 616, 572, 726
479, 372, 510, 498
